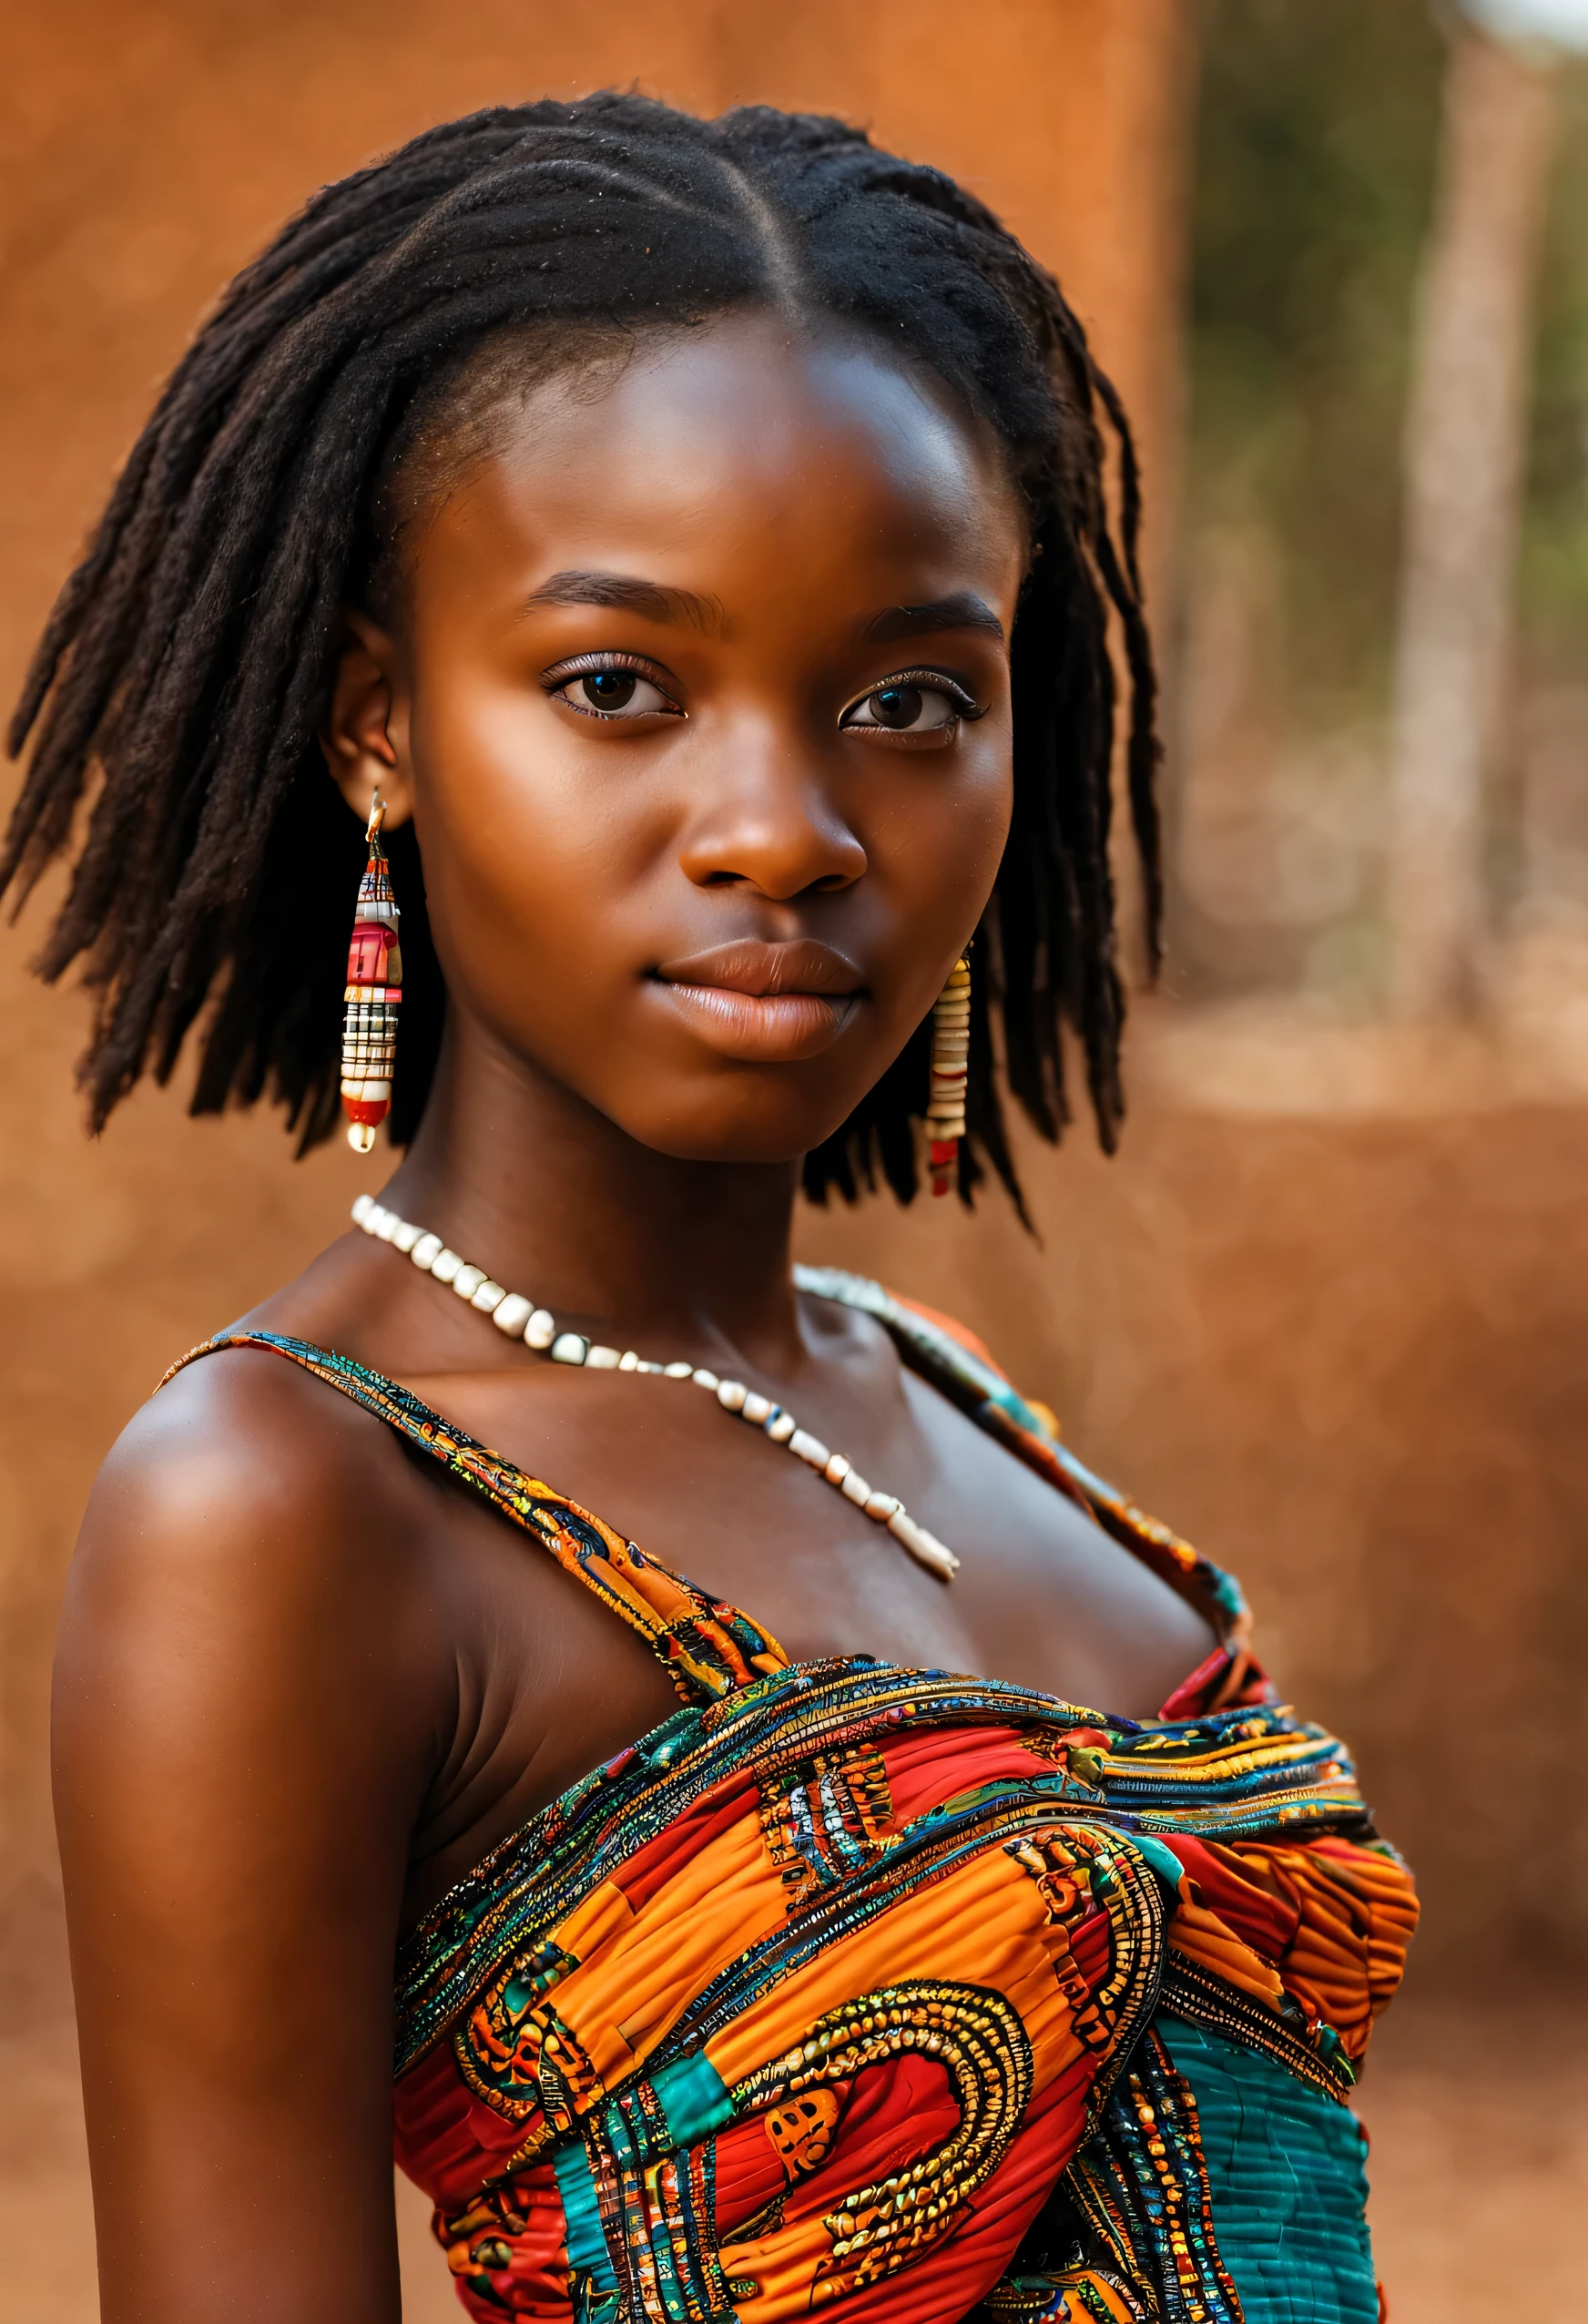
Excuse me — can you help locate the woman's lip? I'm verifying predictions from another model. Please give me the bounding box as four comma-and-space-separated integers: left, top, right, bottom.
649, 937, 865, 1061
652, 937, 863, 998
651, 981, 861, 1062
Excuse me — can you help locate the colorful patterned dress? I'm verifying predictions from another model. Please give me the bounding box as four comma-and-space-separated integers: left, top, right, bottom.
173, 1268, 1417, 2324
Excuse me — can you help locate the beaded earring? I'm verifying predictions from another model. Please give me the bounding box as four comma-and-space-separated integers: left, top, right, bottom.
926, 952, 972, 1197
340, 793, 402, 1155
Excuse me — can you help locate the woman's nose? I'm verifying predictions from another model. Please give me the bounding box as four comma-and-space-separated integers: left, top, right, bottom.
677, 736, 868, 900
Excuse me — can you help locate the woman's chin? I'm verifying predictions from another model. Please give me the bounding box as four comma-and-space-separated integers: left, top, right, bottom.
611, 1088, 866, 1172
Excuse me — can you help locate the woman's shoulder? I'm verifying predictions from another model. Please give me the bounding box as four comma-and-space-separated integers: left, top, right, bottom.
69, 1332, 442, 1683
97, 1329, 393, 1524
795, 1263, 1063, 1438
799, 1261, 1262, 1705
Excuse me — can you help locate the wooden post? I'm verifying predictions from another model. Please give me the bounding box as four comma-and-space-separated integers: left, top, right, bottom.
1386, 24, 1557, 1017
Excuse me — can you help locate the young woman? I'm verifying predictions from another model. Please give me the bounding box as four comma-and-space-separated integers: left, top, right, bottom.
5, 96, 1416, 2324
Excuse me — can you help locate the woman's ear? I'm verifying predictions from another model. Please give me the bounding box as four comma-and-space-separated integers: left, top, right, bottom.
319, 609, 415, 829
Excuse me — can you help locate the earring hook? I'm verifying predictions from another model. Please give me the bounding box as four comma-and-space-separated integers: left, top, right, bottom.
365, 789, 386, 841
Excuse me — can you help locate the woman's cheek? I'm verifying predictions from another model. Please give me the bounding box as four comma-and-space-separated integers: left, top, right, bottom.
875, 739, 1010, 931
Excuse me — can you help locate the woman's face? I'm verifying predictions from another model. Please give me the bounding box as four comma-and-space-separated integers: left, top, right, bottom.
334, 312, 1026, 1163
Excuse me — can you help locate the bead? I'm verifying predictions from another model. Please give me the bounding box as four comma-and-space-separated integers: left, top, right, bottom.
347, 1124, 376, 1156
888, 1508, 960, 1578
372, 1208, 964, 1583
887, 1505, 925, 1552
921, 1524, 958, 1580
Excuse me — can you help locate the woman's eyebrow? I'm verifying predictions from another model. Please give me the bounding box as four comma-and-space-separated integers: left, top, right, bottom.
521, 569, 724, 631
864, 594, 1005, 643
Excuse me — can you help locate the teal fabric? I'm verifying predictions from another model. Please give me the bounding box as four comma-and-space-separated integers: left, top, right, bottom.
654, 2051, 736, 2149
552, 2140, 614, 2290
1158, 2018, 1379, 2324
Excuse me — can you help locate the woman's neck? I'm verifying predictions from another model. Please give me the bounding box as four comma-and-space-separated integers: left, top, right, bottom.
379, 1017, 806, 1367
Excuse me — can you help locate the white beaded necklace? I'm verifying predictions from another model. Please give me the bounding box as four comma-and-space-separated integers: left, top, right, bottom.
351, 1194, 960, 1581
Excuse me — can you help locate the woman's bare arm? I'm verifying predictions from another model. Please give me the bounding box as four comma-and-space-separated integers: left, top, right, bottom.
53, 1353, 450, 2324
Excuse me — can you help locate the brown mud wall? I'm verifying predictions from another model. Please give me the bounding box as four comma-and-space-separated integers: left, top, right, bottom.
1, 0, 1579, 2074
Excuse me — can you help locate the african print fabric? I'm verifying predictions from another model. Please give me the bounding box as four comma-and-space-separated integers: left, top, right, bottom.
167, 1271, 1416, 2324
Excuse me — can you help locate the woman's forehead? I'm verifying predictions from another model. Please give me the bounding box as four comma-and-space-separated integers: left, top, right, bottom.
412, 313, 1025, 619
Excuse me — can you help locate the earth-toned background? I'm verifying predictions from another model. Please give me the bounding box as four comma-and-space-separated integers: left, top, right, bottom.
3, 4, 1584, 2316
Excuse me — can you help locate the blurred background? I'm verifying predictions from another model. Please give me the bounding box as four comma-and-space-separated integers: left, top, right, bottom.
2, 2, 1585, 2317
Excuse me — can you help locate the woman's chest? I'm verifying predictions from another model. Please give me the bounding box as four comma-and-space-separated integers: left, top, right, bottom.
399, 1362, 1217, 1928
431, 1354, 1212, 1695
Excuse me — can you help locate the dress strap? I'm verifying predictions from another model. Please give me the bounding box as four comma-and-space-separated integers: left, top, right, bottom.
160, 1331, 789, 1709
793, 1266, 1256, 1678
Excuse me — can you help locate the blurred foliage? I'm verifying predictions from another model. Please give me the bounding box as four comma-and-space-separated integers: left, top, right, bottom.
1185, 0, 1588, 719
1172, 2, 1588, 1004
1185, 0, 1441, 722
1524, 68, 1588, 659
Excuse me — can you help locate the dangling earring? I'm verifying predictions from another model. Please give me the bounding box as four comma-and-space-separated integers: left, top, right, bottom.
341, 792, 402, 1155
926, 951, 972, 1198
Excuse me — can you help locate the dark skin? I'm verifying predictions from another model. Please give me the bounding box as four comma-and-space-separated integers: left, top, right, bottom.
54, 316, 1215, 2324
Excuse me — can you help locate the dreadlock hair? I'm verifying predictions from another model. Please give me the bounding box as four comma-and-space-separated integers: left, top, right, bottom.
1, 91, 1161, 1216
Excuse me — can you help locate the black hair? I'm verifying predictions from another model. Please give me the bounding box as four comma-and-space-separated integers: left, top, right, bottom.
0, 91, 1160, 1213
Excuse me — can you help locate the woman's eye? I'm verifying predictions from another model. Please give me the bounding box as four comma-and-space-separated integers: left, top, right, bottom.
552, 667, 679, 719
842, 680, 968, 734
